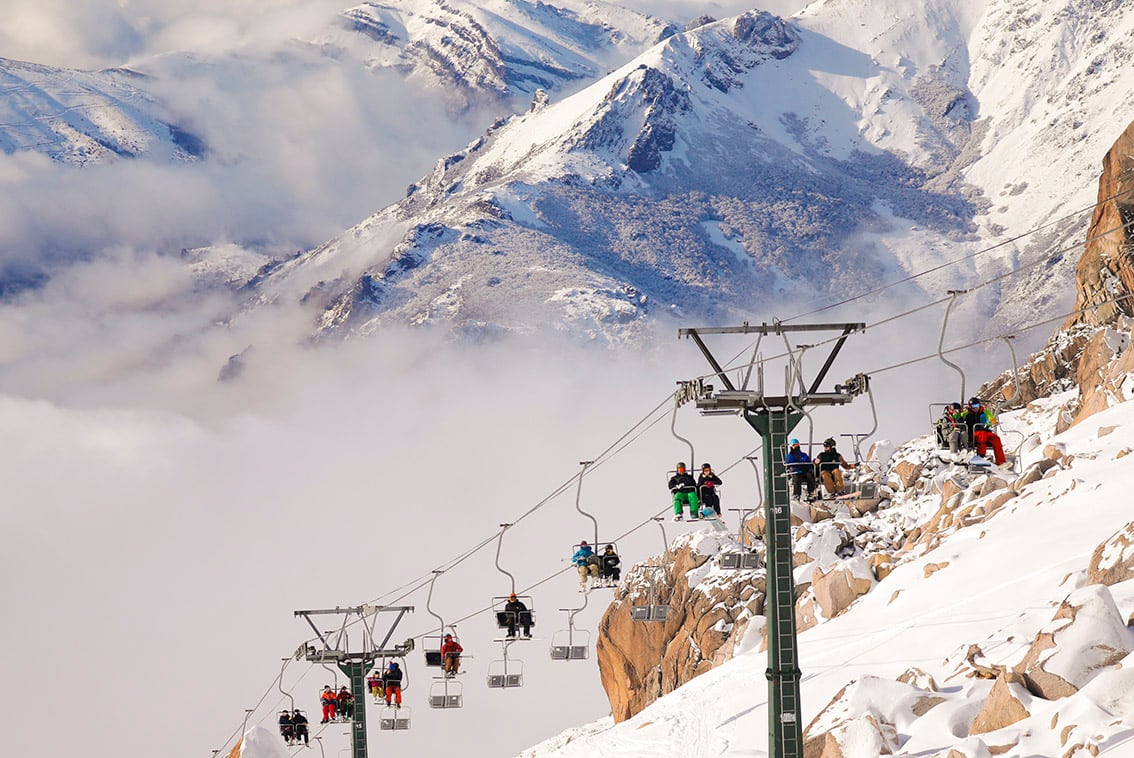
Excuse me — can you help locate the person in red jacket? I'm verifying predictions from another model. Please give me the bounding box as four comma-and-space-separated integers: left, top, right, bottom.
319, 685, 337, 723
441, 633, 463, 678
336, 686, 353, 721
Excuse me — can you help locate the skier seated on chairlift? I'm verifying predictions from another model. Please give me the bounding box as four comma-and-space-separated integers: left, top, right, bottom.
367, 670, 383, 701
668, 462, 700, 521
278, 710, 294, 744
382, 661, 404, 707
936, 402, 968, 455
697, 463, 723, 516
572, 540, 600, 591
319, 685, 337, 723
599, 544, 621, 586
964, 397, 1007, 466
291, 710, 309, 745
337, 685, 354, 721
441, 633, 463, 677
816, 438, 856, 497
785, 440, 818, 501
502, 592, 533, 638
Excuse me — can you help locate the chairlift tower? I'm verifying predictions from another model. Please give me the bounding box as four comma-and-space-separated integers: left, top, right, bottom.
294, 605, 414, 758
678, 321, 866, 758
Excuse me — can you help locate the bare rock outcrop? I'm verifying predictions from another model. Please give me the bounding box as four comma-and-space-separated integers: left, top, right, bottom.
596, 535, 765, 722
1088, 522, 1134, 585
1016, 584, 1134, 699
981, 119, 1134, 423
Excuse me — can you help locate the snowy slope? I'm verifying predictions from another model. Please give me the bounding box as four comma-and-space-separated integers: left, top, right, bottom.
521, 392, 1134, 756
238, 0, 1134, 347
0, 57, 205, 165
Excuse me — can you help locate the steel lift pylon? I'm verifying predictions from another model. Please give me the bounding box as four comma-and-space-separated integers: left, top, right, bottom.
677, 321, 867, 758
294, 605, 414, 757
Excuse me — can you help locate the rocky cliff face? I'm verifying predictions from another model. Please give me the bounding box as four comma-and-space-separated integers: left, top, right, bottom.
595, 531, 766, 722
981, 119, 1134, 423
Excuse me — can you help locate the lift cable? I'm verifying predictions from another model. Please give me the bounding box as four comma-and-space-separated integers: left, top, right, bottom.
780, 184, 1134, 323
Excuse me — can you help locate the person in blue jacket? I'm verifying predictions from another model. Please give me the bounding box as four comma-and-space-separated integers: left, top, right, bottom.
784, 439, 817, 501
572, 540, 599, 591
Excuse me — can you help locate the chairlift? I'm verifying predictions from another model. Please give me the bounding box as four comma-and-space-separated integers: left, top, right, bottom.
486, 639, 524, 688
423, 571, 461, 668
631, 518, 671, 623
491, 594, 537, 638
491, 524, 537, 639
428, 676, 463, 708
719, 551, 762, 570
378, 705, 410, 731
551, 591, 590, 661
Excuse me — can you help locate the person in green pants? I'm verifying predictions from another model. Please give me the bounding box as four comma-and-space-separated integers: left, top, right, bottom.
668, 462, 700, 521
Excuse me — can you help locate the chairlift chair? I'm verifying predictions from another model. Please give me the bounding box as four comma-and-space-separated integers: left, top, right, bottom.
378, 705, 411, 731
486, 641, 524, 688
491, 595, 537, 638
549, 628, 590, 660
719, 550, 761, 570
428, 677, 463, 708
422, 634, 448, 667
630, 565, 670, 623
573, 541, 620, 588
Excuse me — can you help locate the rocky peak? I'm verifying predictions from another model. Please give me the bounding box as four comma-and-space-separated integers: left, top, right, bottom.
981, 118, 1134, 425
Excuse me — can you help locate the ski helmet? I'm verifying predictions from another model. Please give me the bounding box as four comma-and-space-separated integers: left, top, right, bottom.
676, 461, 686, 469
823, 438, 835, 447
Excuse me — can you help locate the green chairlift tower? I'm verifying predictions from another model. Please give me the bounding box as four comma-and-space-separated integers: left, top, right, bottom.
677, 321, 867, 758
294, 605, 415, 758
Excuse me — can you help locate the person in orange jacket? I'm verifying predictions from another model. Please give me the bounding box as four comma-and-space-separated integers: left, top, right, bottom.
319, 685, 337, 723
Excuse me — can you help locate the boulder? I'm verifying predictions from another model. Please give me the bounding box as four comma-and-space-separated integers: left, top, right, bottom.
893, 460, 923, 490
1017, 584, 1134, 699
970, 674, 1031, 735
1087, 522, 1134, 586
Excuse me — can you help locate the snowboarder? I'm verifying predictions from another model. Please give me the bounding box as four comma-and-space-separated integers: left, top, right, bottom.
785, 440, 817, 501
319, 685, 337, 723
502, 592, 532, 638
441, 633, 463, 677
278, 710, 294, 744
382, 661, 404, 707
367, 670, 383, 702
816, 438, 856, 496
965, 398, 1006, 465
336, 685, 353, 721
599, 544, 621, 586
697, 463, 723, 516
668, 462, 700, 520
572, 541, 599, 590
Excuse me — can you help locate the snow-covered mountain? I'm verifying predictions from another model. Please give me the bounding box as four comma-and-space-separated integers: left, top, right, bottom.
306, 0, 680, 111
0, 56, 206, 165
230, 0, 1134, 347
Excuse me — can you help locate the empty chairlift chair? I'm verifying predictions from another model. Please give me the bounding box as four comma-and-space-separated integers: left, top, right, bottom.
550, 594, 591, 661
428, 677, 463, 709
379, 705, 411, 731
486, 640, 524, 688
